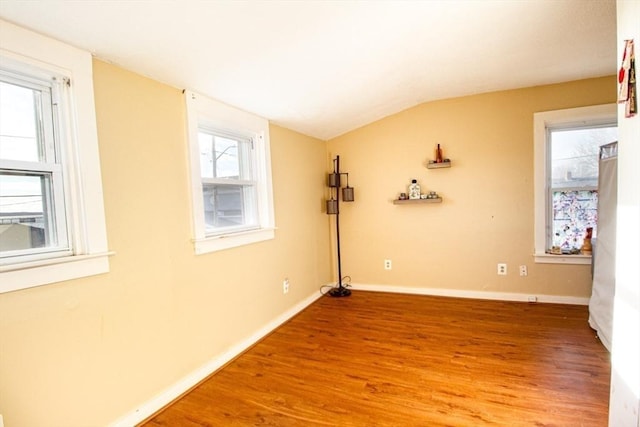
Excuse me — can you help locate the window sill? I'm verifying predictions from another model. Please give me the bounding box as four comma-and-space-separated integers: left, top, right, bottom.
194, 227, 275, 254
0, 251, 114, 294
534, 253, 592, 265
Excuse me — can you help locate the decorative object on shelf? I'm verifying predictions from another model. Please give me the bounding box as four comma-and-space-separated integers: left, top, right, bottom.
618, 39, 636, 118
325, 155, 355, 297
428, 143, 451, 168
581, 227, 593, 255
409, 179, 421, 200
435, 143, 444, 163
548, 246, 581, 255
550, 246, 563, 255
396, 185, 442, 203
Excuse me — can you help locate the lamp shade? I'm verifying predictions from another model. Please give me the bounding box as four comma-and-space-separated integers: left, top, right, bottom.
326, 199, 338, 214
327, 173, 341, 188
342, 186, 355, 202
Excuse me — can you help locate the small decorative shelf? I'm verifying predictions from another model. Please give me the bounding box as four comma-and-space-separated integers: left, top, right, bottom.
393, 197, 442, 205
427, 161, 451, 169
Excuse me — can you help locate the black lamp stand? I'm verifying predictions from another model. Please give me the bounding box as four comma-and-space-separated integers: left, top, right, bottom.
326, 155, 354, 297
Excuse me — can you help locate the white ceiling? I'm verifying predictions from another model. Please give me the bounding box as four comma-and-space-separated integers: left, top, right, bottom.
0, 0, 617, 140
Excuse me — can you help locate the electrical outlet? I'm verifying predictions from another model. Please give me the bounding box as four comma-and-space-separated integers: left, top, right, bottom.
527, 295, 538, 303
497, 263, 507, 275
519, 265, 528, 276
283, 278, 289, 294
384, 259, 392, 270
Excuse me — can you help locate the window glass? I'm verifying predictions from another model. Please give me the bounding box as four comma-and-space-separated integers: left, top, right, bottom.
214, 136, 240, 179
548, 125, 617, 251
199, 131, 249, 180
0, 80, 45, 162
199, 130, 256, 233
550, 127, 616, 188
203, 184, 246, 228
551, 189, 598, 249
0, 172, 56, 251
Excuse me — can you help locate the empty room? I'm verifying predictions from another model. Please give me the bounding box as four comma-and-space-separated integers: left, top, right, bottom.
0, 1, 638, 426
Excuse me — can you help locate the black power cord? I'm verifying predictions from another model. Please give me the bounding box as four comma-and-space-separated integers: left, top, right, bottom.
320, 276, 352, 296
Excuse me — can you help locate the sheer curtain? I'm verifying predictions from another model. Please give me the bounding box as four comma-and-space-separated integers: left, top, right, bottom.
589, 141, 618, 351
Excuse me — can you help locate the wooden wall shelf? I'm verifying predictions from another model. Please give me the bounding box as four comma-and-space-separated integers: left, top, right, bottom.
427, 161, 451, 169
393, 197, 442, 205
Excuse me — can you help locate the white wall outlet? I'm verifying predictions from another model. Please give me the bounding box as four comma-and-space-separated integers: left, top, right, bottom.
384, 259, 392, 270
527, 295, 538, 303
519, 265, 528, 276
283, 278, 289, 294
497, 263, 507, 275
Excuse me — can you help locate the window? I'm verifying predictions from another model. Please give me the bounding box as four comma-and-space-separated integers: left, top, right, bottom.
533, 104, 617, 264
185, 91, 274, 254
0, 20, 110, 293
199, 129, 257, 233
0, 70, 70, 259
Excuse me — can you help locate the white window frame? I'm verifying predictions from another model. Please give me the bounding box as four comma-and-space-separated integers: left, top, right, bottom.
533, 103, 616, 264
185, 90, 275, 254
198, 128, 258, 235
1, 69, 72, 261
0, 20, 111, 293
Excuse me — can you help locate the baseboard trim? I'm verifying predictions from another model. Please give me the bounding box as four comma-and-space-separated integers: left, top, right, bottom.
109, 289, 324, 427
349, 283, 590, 305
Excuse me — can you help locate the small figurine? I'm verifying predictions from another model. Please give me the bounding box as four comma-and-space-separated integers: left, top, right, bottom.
581, 227, 593, 255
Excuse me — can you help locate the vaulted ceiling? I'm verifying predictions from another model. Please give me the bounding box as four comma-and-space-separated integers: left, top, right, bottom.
0, 0, 617, 140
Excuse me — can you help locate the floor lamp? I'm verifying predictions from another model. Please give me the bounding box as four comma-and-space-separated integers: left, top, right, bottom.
326, 155, 354, 297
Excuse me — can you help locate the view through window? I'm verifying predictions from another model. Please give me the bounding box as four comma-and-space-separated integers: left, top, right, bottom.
198, 129, 257, 232
548, 125, 617, 251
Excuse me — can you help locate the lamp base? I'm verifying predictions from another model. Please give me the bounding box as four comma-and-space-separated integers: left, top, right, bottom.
328, 286, 352, 297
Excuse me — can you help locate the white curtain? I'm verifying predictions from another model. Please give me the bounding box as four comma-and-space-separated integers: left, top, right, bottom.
589, 142, 617, 351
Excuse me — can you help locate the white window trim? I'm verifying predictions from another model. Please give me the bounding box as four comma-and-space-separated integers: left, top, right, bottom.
0, 20, 111, 293
533, 103, 616, 265
0, 73, 71, 261
184, 90, 275, 254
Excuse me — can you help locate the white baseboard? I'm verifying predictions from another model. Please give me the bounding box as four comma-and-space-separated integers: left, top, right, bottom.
109, 289, 324, 427
349, 283, 590, 305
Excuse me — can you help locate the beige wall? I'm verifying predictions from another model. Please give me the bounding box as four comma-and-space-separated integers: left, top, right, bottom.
0, 60, 331, 426
327, 76, 615, 298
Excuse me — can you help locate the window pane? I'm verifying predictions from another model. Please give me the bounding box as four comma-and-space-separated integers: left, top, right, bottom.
550, 127, 617, 189
213, 136, 240, 179
196, 124, 259, 237
202, 183, 258, 231
0, 81, 44, 162
552, 190, 598, 250
199, 131, 251, 180
0, 172, 56, 252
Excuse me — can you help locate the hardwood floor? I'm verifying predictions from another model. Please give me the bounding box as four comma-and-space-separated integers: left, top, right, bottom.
141, 291, 610, 426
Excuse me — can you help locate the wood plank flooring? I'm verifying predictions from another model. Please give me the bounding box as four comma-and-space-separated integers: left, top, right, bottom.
141, 291, 610, 426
